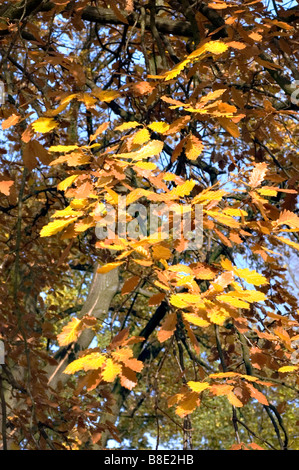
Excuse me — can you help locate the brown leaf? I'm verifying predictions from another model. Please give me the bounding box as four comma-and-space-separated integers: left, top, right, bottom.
121, 276, 140, 295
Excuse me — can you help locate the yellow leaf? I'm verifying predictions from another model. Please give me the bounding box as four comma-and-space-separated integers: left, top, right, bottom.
169, 295, 188, 309
49, 145, 79, 153
57, 318, 82, 346
183, 313, 210, 327
57, 175, 78, 191
206, 210, 240, 228
193, 190, 227, 205
52, 206, 83, 218
187, 381, 210, 393
40, 218, 75, 237
132, 128, 150, 145
134, 161, 157, 170
115, 121, 141, 132
147, 121, 170, 133
222, 208, 248, 217
208, 307, 231, 325
227, 391, 243, 407
93, 88, 121, 102
97, 262, 124, 274
275, 236, 299, 251
164, 59, 190, 81
32, 117, 58, 133
278, 366, 298, 373
101, 358, 122, 382
216, 294, 250, 309
233, 268, 268, 286
64, 352, 106, 374
204, 41, 228, 54
209, 372, 239, 379
170, 179, 196, 198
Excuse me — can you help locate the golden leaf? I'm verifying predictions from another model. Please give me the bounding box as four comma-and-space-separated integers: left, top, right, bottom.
57, 175, 78, 191
57, 317, 83, 346
97, 262, 124, 274
274, 236, 299, 251
187, 381, 210, 393
132, 128, 150, 145
185, 134, 204, 161
152, 244, 172, 260
233, 268, 268, 286
93, 88, 121, 102
49, 145, 79, 153
101, 358, 122, 382
40, 218, 75, 237
217, 117, 240, 138
183, 313, 210, 327
147, 121, 170, 133
227, 391, 243, 407
115, 121, 141, 132
64, 352, 106, 374
278, 366, 298, 373
175, 391, 200, 417
32, 117, 58, 133
216, 294, 250, 309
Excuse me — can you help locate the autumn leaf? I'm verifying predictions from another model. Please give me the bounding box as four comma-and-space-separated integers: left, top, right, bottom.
185, 134, 204, 161
157, 312, 177, 343
57, 317, 83, 346
278, 366, 298, 373
121, 276, 140, 295
40, 218, 76, 237
101, 358, 122, 382
245, 383, 269, 406
64, 353, 106, 374
97, 262, 124, 273
57, 175, 78, 191
249, 162, 268, 188
32, 117, 58, 133
2, 113, 21, 130
175, 391, 200, 417
187, 381, 210, 393
0, 180, 14, 196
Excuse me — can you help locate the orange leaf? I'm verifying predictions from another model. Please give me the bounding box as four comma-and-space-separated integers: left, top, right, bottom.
245, 383, 269, 406
157, 312, 177, 343
2, 113, 21, 130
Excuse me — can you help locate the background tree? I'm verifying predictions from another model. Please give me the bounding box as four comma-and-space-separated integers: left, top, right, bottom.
0, 0, 299, 450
